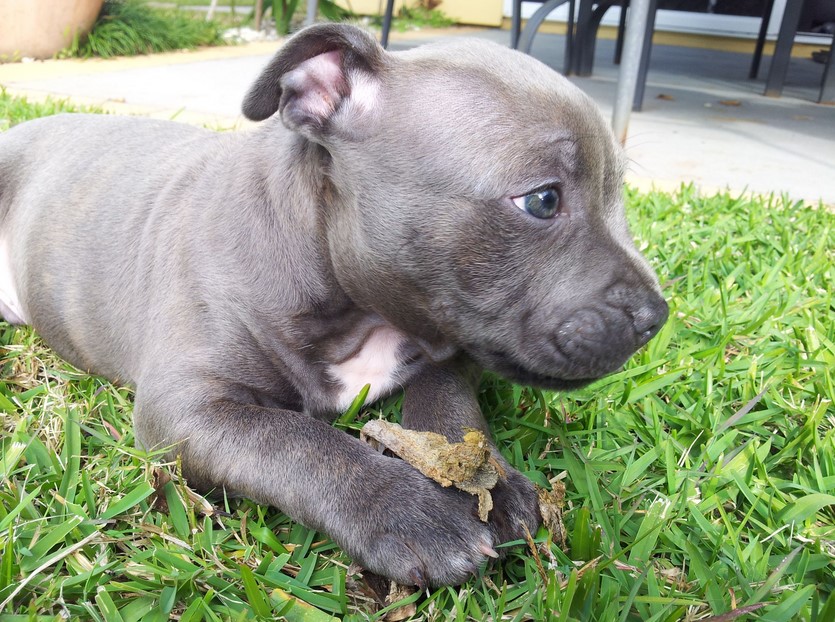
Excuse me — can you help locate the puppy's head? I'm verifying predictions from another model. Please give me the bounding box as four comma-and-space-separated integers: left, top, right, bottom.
244, 24, 668, 389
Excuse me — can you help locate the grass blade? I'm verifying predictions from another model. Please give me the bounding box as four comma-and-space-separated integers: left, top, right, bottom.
99, 481, 155, 520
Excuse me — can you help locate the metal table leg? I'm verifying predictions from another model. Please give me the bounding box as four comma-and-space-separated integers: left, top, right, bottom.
305, 0, 318, 26
612, 0, 652, 142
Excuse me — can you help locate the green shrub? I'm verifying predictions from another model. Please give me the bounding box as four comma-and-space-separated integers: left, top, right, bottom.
371, 0, 455, 31
63, 0, 227, 59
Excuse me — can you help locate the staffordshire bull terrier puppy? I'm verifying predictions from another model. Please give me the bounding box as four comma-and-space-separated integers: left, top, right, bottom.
0, 24, 667, 588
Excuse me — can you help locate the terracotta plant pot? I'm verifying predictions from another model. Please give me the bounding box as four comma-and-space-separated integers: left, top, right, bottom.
0, 0, 105, 60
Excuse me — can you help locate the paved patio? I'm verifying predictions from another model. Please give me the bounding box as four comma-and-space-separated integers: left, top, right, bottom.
1, 26, 833, 205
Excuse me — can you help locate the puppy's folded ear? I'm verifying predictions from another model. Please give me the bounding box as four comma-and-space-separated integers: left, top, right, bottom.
242, 23, 384, 140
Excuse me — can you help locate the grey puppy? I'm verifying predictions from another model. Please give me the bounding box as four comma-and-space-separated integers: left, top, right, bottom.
0, 24, 667, 588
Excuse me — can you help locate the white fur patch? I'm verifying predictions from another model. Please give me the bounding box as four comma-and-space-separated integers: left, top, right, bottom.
0, 236, 26, 324
329, 325, 405, 410
345, 71, 381, 118
329, 70, 381, 140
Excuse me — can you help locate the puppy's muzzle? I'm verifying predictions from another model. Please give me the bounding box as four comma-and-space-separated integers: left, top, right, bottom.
552, 293, 668, 378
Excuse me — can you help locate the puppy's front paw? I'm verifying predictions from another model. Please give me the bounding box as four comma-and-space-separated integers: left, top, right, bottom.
337, 457, 495, 588
488, 463, 542, 548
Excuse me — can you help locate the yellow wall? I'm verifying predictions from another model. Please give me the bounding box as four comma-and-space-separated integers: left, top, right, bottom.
338, 0, 503, 27
442, 0, 502, 26
337, 0, 403, 16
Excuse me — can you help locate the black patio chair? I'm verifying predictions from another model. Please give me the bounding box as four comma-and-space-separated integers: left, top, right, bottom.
510, 0, 578, 75
750, 0, 834, 103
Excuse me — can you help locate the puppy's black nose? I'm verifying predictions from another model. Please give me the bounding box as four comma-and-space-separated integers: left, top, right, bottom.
632, 298, 669, 345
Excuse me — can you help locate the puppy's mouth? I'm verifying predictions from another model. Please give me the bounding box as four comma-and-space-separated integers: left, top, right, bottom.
474, 349, 601, 391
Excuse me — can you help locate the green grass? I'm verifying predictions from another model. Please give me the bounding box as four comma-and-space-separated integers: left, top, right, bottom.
62, 0, 227, 59
0, 88, 104, 131
1, 91, 834, 621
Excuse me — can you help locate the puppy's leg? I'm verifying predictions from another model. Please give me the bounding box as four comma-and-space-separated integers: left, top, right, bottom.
133, 380, 493, 589
401, 359, 541, 547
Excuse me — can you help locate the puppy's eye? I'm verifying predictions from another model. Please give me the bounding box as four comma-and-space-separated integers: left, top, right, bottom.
511, 187, 561, 219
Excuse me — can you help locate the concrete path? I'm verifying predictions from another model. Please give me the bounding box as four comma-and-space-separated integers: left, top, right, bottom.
1, 27, 833, 205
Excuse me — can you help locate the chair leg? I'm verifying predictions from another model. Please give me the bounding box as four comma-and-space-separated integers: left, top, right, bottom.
819, 36, 835, 104
614, 0, 629, 65
511, 0, 522, 49
750, 0, 775, 79
564, 0, 576, 74
518, 0, 572, 54
764, 0, 803, 97
575, 0, 618, 76
572, 0, 594, 74
632, 0, 658, 111
380, 0, 396, 49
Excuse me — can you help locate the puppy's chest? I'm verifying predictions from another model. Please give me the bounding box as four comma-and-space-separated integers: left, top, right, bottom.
324, 324, 419, 411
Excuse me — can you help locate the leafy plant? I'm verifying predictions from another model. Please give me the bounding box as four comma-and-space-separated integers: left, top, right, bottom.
263, 0, 351, 35
63, 0, 227, 59
269, 0, 301, 35
317, 0, 354, 24
370, 0, 454, 32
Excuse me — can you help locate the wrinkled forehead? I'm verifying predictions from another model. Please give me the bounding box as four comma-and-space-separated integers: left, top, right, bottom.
381, 40, 624, 197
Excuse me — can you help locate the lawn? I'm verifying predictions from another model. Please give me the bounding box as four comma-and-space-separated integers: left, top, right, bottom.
0, 89, 833, 621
